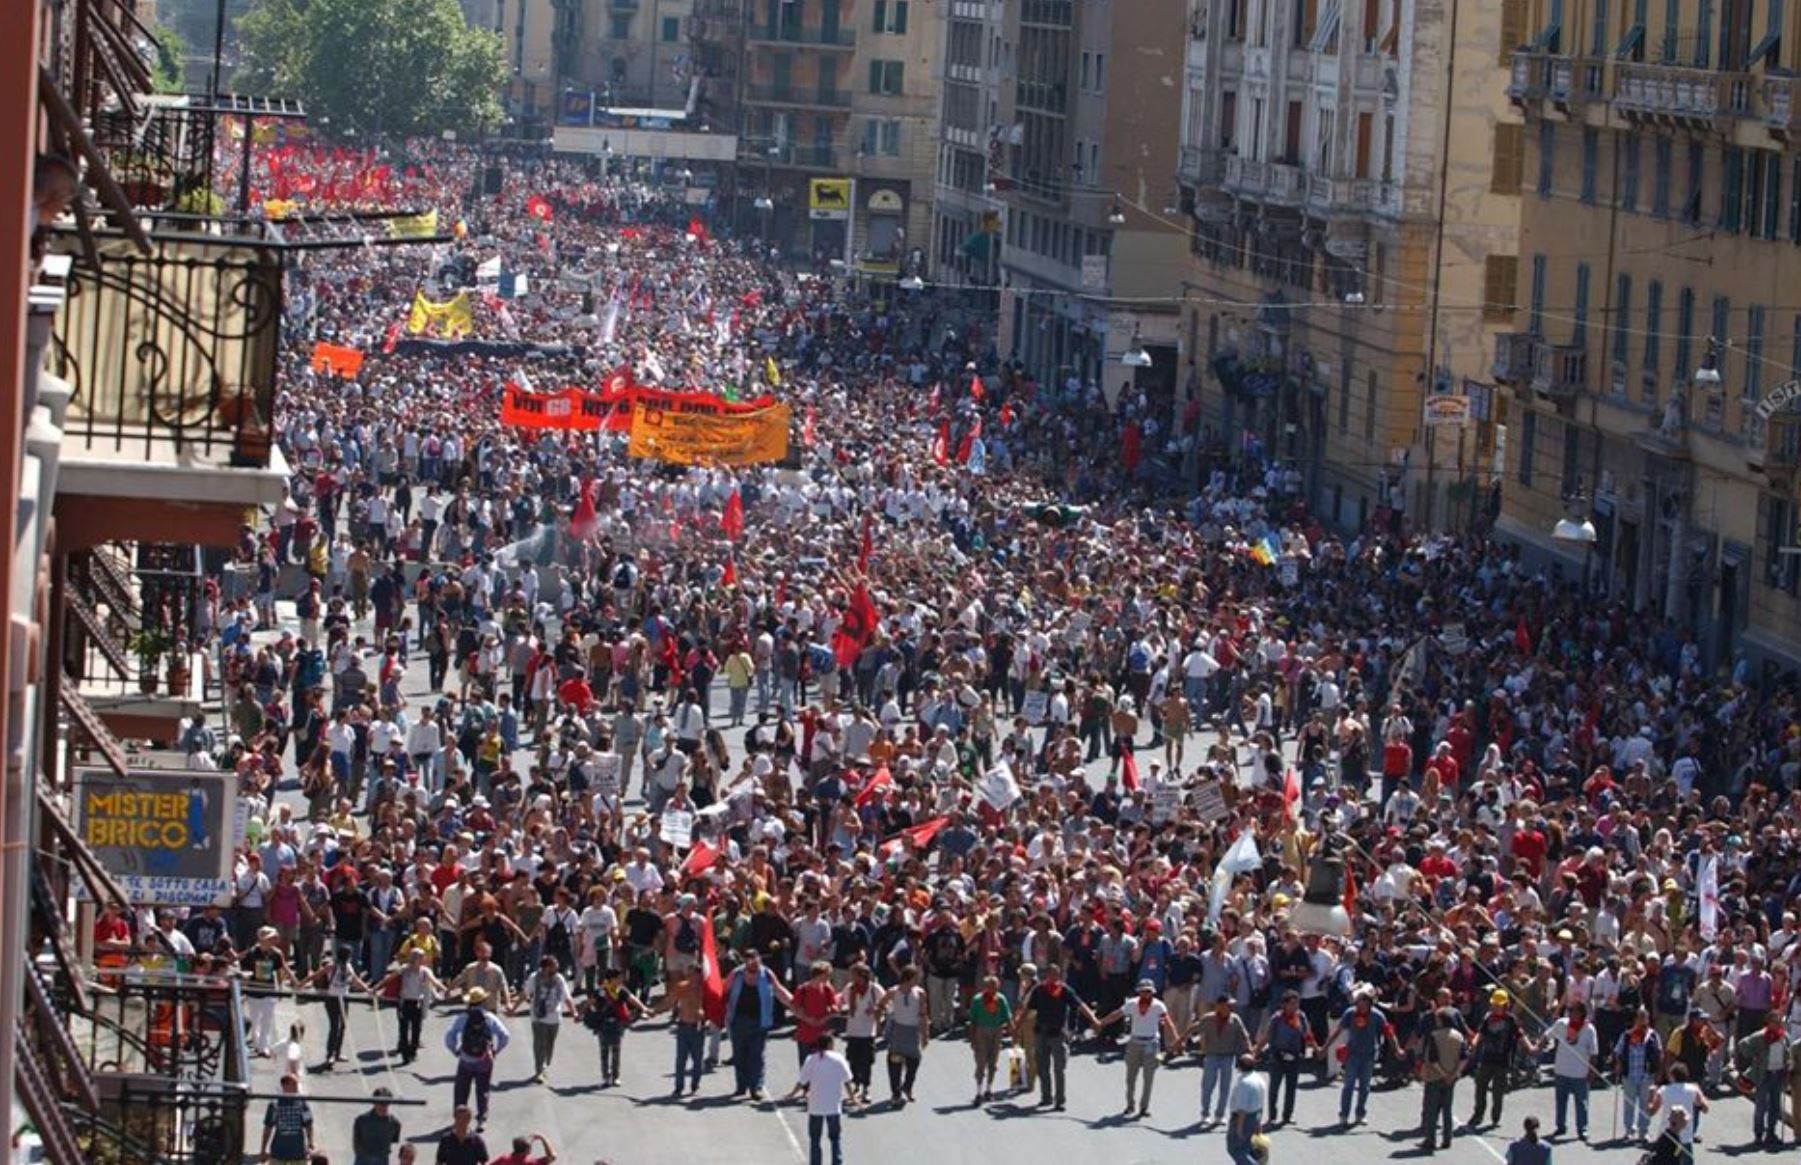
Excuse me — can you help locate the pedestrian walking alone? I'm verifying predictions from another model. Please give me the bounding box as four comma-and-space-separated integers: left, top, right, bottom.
785, 1033, 856, 1165
443, 988, 510, 1129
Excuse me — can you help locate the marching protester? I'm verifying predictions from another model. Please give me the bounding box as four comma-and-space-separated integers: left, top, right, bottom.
443, 988, 510, 1129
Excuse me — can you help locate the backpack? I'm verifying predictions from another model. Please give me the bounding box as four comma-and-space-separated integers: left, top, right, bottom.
459, 1006, 493, 1057
674, 916, 700, 956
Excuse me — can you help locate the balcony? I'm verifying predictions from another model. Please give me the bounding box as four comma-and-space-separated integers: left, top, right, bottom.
746, 24, 858, 48
1177, 145, 1226, 187
1613, 62, 1752, 126
1764, 76, 1798, 138
1508, 51, 1547, 103
745, 84, 853, 109
1223, 155, 1305, 207
611, 0, 640, 9
1549, 56, 1609, 110
43, 229, 288, 516
1750, 411, 1801, 480
1492, 331, 1535, 384
1531, 339, 1588, 400
766, 142, 843, 170
1305, 173, 1379, 216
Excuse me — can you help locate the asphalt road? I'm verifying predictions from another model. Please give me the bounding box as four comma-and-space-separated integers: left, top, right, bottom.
243, 600, 1772, 1164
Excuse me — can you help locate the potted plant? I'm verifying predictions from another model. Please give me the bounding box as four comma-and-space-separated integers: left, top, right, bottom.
129, 628, 172, 695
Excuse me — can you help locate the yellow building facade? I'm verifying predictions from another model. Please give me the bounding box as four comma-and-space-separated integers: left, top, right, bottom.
1499, 0, 1801, 671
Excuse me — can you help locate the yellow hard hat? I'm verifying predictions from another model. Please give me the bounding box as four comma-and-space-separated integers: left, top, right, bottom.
1490, 989, 1511, 1006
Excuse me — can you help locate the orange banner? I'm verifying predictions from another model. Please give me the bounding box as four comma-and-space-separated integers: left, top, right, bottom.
309, 342, 365, 378
627, 404, 792, 466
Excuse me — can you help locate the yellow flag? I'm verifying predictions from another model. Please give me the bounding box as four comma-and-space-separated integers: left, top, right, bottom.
406, 291, 432, 335
388, 209, 440, 239
407, 289, 475, 337
442, 291, 474, 338
628, 404, 792, 467
765, 356, 781, 386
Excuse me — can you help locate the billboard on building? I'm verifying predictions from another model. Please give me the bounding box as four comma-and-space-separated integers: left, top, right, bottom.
809, 179, 851, 220
71, 768, 237, 906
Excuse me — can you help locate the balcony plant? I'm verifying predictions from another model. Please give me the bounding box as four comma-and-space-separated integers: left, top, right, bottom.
129, 628, 172, 694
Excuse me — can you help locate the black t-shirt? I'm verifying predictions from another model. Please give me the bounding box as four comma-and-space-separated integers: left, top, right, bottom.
1025, 983, 1087, 1036
243, 946, 288, 985
625, 906, 663, 947
331, 887, 367, 941
351, 1111, 402, 1161
436, 1132, 489, 1165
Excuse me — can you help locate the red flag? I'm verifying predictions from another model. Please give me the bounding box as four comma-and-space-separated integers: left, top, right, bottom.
931, 419, 950, 465
700, 916, 726, 1025
956, 417, 983, 464
970, 374, 986, 401
879, 815, 950, 857
830, 582, 878, 668
1343, 860, 1359, 917
803, 405, 817, 448
1120, 749, 1140, 791
1515, 615, 1533, 655
570, 478, 597, 540
927, 382, 941, 412
858, 512, 873, 572
687, 216, 710, 244
721, 489, 744, 542
854, 764, 893, 808
999, 401, 1015, 426
381, 320, 403, 354
721, 556, 737, 587
682, 839, 719, 879
1282, 765, 1301, 822
525, 195, 554, 221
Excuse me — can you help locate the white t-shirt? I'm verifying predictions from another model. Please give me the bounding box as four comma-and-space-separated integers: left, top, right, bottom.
797, 1050, 853, 1115
1657, 1082, 1701, 1142
1126, 998, 1170, 1041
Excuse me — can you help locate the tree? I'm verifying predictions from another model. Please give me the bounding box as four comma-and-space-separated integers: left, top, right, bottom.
235, 0, 506, 138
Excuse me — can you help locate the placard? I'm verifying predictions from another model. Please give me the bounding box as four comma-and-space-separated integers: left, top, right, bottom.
1278, 556, 1299, 587
1191, 779, 1229, 825
1439, 623, 1468, 656
661, 809, 695, 850
591, 753, 621, 798
1151, 785, 1183, 824
1022, 690, 1049, 725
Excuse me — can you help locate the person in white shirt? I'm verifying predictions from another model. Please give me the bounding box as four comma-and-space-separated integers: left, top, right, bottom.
1647, 1061, 1709, 1144
785, 1034, 855, 1165
516, 955, 576, 1083
1094, 979, 1180, 1117
1226, 1053, 1269, 1165
1546, 1002, 1600, 1139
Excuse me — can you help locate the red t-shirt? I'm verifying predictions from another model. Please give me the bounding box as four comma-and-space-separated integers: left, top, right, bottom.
791, 981, 840, 1044
1382, 741, 1413, 777
1510, 829, 1548, 877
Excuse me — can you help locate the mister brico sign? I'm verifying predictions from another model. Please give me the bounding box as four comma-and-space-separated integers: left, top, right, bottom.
71, 767, 237, 905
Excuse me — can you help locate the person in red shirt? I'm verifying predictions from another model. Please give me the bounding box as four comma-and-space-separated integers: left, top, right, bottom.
1424, 743, 1460, 799
1510, 818, 1549, 879
490, 1132, 556, 1165
790, 959, 842, 1065
555, 667, 595, 715
1419, 840, 1459, 883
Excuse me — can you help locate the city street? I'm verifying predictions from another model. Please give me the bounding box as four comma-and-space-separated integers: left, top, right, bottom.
241, 603, 1772, 1165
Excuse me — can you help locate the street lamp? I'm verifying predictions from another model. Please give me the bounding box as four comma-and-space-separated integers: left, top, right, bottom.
1694, 336, 1723, 389
1120, 323, 1153, 368
898, 274, 925, 291
1553, 480, 1600, 592
1107, 199, 1127, 226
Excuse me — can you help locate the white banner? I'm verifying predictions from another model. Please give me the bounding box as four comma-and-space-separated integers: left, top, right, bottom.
979, 763, 1020, 812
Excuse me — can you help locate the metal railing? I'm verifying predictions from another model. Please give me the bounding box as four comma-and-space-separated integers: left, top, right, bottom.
747, 24, 857, 47
745, 84, 853, 108
1614, 61, 1751, 120
766, 142, 842, 169
1532, 339, 1589, 398
45, 229, 282, 468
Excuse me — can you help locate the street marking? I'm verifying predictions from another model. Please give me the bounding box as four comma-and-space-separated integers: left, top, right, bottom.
1467, 1131, 1508, 1163
770, 1109, 806, 1159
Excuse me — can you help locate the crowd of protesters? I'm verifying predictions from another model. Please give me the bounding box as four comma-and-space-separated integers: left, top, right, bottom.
103, 139, 1801, 1163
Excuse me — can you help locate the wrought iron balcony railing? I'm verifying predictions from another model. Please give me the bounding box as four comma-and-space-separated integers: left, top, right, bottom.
45, 229, 281, 469
747, 24, 857, 47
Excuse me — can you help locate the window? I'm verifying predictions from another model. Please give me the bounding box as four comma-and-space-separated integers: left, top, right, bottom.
1751, 0, 1783, 67
1675, 286, 1696, 380
662, 15, 680, 40
868, 59, 904, 94
1339, 360, 1351, 432
1484, 255, 1519, 318
1791, 158, 1801, 241
872, 0, 908, 33
1518, 407, 1537, 486
1364, 369, 1378, 440
862, 117, 902, 155
1094, 53, 1106, 89
1621, 133, 1640, 210
1581, 128, 1599, 204
1591, 0, 1608, 52
1573, 262, 1591, 345
1613, 273, 1633, 368
1540, 0, 1565, 48
1694, 0, 1713, 65
1653, 136, 1672, 217
1492, 123, 1524, 194
1746, 304, 1766, 416
1762, 495, 1799, 594
1538, 121, 1556, 196
1643, 278, 1663, 401
1684, 140, 1704, 225
1080, 52, 1090, 89
1561, 419, 1580, 496
1618, 0, 1647, 58
1722, 146, 1745, 232
1529, 253, 1548, 336
610, 12, 632, 39
1661, 0, 1679, 59
1760, 151, 1782, 240
1707, 294, 1731, 426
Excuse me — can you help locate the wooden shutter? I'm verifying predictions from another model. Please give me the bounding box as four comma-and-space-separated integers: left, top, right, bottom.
1484, 255, 1520, 317
1500, 0, 1529, 62
1492, 122, 1524, 194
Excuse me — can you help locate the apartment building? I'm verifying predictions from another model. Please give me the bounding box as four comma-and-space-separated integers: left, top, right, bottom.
985, 0, 1189, 399
1174, 0, 1521, 529
694, 0, 937, 271
461, 0, 696, 135
930, 0, 1009, 290
1499, 0, 1801, 671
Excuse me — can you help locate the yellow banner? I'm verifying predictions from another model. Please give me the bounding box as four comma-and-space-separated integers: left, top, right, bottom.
809, 178, 850, 220
628, 404, 792, 466
388, 209, 440, 239
406, 290, 474, 337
